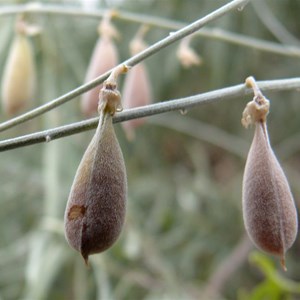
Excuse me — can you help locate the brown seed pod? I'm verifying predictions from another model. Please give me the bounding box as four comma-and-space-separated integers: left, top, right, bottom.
65, 66, 128, 264
80, 16, 119, 116
1, 19, 36, 116
121, 27, 152, 140
242, 77, 298, 271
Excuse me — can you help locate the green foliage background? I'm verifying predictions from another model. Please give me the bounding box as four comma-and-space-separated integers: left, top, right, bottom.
0, 0, 300, 299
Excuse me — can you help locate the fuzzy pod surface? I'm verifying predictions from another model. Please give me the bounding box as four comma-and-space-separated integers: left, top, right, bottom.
64, 103, 127, 263
1, 33, 36, 115
242, 96, 298, 269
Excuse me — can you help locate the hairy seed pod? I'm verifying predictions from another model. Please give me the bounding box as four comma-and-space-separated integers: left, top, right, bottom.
1, 30, 36, 116
121, 36, 152, 140
65, 69, 127, 264
81, 19, 119, 116
242, 78, 298, 270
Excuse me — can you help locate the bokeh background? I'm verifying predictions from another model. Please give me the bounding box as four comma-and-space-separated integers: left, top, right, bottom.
0, 0, 300, 299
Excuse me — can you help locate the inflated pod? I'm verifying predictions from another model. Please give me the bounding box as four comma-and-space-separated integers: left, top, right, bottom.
121, 35, 152, 140
242, 78, 298, 270
1, 28, 36, 116
65, 67, 127, 264
81, 18, 119, 116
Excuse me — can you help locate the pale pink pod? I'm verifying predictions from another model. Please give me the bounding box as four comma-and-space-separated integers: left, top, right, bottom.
81, 35, 119, 116
121, 62, 152, 140
1, 32, 36, 116
176, 37, 202, 68
242, 84, 298, 270
121, 34, 152, 140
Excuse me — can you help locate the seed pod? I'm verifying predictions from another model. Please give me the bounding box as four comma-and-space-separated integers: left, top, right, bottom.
121, 28, 152, 140
1, 20, 36, 116
65, 66, 127, 264
81, 16, 119, 116
242, 77, 298, 271
176, 36, 202, 68
121, 63, 152, 140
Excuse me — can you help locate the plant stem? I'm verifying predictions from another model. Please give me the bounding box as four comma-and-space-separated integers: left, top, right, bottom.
0, 77, 300, 152
0, 0, 249, 132
203, 234, 253, 298
1, 3, 300, 59
149, 114, 248, 158
251, 0, 300, 46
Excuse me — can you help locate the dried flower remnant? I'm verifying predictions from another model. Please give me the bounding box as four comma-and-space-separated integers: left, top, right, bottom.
81, 13, 119, 116
1, 17, 37, 116
176, 36, 202, 68
242, 76, 298, 271
122, 26, 152, 140
65, 66, 128, 264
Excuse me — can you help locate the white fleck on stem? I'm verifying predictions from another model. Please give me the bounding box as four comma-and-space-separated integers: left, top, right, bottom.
45, 135, 52, 143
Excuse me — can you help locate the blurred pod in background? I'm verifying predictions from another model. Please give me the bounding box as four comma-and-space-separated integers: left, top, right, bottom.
1, 17, 38, 116
80, 13, 119, 116
176, 35, 202, 68
121, 26, 152, 141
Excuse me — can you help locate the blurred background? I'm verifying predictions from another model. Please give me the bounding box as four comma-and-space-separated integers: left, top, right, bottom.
0, 0, 300, 299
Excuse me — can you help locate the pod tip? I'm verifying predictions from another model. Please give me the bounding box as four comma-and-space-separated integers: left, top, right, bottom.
82, 253, 90, 267
280, 256, 287, 272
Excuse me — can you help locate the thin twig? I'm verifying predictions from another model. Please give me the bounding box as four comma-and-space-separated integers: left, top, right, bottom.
1, 3, 300, 59
252, 0, 300, 46
150, 114, 299, 160
0, 77, 300, 152
202, 234, 253, 299
0, 0, 250, 133
149, 114, 248, 158
198, 27, 300, 58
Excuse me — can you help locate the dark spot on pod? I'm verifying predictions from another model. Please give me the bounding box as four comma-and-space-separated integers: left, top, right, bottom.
68, 205, 86, 221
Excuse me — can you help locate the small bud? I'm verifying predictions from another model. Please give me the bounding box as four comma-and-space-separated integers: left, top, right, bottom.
1, 18, 36, 116
121, 26, 152, 140
65, 66, 128, 264
81, 15, 119, 116
242, 77, 298, 271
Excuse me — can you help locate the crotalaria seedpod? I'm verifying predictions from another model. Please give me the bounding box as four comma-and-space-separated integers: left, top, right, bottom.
65, 66, 127, 264
242, 77, 298, 270
122, 28, 152, 140
80, 15, 119, 116
1, 19, 36, 116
